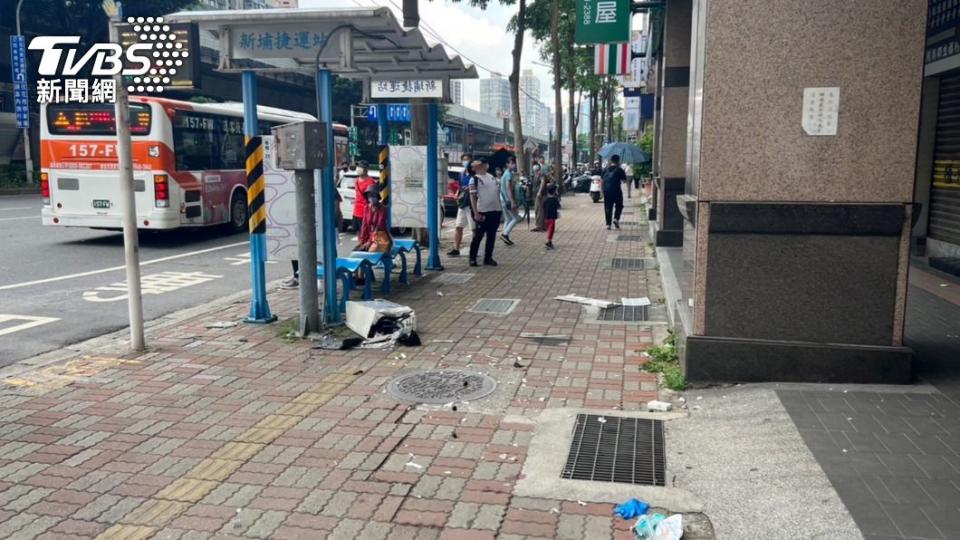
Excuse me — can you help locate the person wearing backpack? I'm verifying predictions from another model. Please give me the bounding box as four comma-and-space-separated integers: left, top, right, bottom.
448, 154, 473, 257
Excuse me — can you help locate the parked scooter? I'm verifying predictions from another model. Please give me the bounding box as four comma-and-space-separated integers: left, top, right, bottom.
589, 175, 602, 203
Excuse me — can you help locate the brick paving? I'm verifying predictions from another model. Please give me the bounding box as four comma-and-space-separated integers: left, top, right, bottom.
0, 194, 664, 539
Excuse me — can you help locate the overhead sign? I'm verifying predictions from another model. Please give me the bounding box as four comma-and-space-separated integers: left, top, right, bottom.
9, 36, 29, 128
576, 0, 630, 45
371, 79, 443, 99
230, 24, 344, 59
367, 104, 411, 123
118, 22, 199, 89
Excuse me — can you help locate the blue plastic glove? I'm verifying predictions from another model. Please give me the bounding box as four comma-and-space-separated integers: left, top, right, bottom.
613, 498, 651, 520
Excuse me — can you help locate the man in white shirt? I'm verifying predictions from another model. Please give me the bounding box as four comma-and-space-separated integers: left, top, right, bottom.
468, 160, 502, 267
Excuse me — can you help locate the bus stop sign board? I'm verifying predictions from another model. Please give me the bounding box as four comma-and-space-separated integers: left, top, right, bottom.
576, 0, 630, 44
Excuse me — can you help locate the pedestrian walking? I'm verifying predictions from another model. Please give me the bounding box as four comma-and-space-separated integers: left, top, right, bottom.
468, 160, 502, 267
544, 184, 560, 249
500, 157, 520, 245
448, 153, 474, 257
532, 164, 547, 232
352, 160, 377, 233
602, 154, 627, 229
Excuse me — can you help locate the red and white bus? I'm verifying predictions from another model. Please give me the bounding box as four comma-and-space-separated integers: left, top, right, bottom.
40, 96, 349, 231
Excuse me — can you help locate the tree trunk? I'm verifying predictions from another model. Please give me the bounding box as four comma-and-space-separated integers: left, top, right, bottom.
588, 90, 597, 162
551, 0, 562, 183
509, 0, 528, 179
605, 82, 614, 142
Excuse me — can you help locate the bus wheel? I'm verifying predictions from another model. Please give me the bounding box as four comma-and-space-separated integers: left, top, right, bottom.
229, 190, 248, 233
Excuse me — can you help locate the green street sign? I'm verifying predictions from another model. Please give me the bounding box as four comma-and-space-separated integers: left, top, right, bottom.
349, 142, 359, 156
348, 126, 358, 142
576, 0, 630, 44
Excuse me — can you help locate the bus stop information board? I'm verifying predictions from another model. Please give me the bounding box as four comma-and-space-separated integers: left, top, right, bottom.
576, 0, 630, 44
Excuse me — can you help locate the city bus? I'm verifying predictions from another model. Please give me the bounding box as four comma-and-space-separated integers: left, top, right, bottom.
39, 96, 348, 231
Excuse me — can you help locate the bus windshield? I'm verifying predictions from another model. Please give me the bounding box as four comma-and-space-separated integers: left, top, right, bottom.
47, 103, 151, 136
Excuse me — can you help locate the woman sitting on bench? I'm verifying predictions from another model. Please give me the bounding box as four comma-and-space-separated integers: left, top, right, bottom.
353, 185, 392, 283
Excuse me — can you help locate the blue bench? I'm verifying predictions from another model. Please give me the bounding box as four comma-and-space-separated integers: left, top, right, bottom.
349, 251, 395, 293
393, 238, 422, 277
316, 257, 374, 313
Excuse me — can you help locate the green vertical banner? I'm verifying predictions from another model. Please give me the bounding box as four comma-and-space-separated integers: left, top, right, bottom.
576, 0, 631, 44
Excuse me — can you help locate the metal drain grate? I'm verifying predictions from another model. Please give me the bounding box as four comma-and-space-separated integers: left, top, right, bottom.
619, 221, 639, 226
616, 234, 645, 242
435, 273, 475, 285
598, 305, 649, 321
468, 298, 520, 315
611, 258, 658, 270
561, 414, 665, 486
386, 370, 497, 404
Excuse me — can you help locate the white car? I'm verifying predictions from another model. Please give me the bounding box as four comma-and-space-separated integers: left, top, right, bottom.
337, 170, 359, 222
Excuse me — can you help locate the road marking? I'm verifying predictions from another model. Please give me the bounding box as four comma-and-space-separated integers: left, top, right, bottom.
0, 215, 36, 222
0, 314, 60, 337
0, 207, 35, 212
224, 251, 278, 266
0, 241, 247, 292
83, 271, 223, 302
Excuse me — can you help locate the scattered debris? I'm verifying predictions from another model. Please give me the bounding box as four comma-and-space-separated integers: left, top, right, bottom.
513, 357, 524, 368
646, 400, 673, 412
346, 300, 417, 349
576, 500, 587, 506
633, 513, 666, 539
613, 498, 650, 519
352, 370, 365, 376
205, 321, 238, 329
437, 290, 445, 296
519, 332, 571, 340
554, 294, 619, 309
432, 339, 454, 343
404, 461, 423, 470
620, 297, 651, 307
597, 417, 607, 424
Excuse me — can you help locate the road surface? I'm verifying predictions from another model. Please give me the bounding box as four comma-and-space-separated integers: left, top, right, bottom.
0, 194, 289, 367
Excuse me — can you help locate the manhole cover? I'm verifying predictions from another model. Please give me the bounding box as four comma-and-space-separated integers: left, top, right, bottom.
386, 370, 498, 404
561, 414, 665, 486
598, 305, 649, 321
616, 234, 645, 241
611, 258, 658, 270
436, 273, 475, 285
468, 298, 520, 315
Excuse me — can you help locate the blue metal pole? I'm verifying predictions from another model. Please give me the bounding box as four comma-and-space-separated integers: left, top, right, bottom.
317, 69, 340, 324
241, 71, 276, 324
426, 102, 442, 271
377, 104, 390, 228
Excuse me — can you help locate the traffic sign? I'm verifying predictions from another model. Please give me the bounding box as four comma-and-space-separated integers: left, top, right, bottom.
9, 36, 29, 129
366, 104, 411, 123
576, 0, 630, 45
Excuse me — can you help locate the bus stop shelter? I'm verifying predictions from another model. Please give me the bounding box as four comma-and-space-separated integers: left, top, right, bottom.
166, 7, 478, 327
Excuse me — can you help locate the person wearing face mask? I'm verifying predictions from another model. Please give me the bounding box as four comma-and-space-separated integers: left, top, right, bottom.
448, 153, 474, 257
352, 160, 377, 233
499, 156, 520, 245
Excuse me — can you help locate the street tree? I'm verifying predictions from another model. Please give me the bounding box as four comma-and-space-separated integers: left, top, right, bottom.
460, 0, 528, 179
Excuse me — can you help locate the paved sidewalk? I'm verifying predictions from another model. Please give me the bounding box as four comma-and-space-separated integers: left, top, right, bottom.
0, 195, 673, 539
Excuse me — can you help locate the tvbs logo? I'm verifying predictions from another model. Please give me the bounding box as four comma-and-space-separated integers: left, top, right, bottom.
29, 17, 184, 103
30, 36, 152, 77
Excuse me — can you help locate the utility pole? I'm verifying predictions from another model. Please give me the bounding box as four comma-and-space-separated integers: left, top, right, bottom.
15, 0, 34, 184
105, 0, 144, 351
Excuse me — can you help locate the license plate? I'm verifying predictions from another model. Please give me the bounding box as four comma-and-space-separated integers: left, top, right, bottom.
92, 199, 112, 209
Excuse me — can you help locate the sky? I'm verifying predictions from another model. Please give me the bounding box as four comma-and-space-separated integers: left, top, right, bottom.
300, 0, 555, 111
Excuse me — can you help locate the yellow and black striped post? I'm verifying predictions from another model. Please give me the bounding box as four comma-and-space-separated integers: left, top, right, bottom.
378, 144, 391, 226
245, 135, 267, 234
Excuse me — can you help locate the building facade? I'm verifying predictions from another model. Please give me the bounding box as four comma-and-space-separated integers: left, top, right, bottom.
479, 75, 510, 119
450, 80, 463, 105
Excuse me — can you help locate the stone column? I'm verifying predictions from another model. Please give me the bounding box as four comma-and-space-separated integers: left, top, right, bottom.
680, 0, 925, 384
653, 0, 691, 247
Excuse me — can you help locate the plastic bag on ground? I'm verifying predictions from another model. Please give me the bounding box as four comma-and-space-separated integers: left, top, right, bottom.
633, 513, 665, 539
652, 514, 683, 540
614, 498, 650, 520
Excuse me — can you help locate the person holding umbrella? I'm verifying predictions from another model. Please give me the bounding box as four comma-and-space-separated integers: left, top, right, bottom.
601, 154, 627, 230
